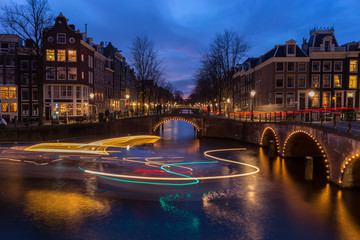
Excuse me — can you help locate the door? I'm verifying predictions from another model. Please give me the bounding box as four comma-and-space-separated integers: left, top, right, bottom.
299, 93, 306, 110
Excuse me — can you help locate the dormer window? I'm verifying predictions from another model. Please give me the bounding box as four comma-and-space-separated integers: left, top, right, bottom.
57, 33, 66, 44
325, 41, 330, 52
287, 45, 295, 55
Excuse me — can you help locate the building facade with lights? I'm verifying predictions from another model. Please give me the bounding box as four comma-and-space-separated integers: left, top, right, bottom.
233, 28, 360, 112
42, 13, 94, 120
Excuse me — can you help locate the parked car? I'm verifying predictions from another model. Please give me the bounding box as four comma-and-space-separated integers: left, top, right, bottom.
0, 118, 7, 128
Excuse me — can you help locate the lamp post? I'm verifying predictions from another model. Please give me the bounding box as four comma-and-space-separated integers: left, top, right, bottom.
250, 90, 256, 121
89, 92, 95, 122
126, 94, 130, 116
227, 98, 230, 117
308, 90, 315, 122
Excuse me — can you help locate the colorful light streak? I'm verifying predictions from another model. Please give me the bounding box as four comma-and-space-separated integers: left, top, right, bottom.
79, 148, 260, 185
136, 169, 191, 173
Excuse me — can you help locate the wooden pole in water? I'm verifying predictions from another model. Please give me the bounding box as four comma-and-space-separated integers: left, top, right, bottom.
305, 156, 313, 181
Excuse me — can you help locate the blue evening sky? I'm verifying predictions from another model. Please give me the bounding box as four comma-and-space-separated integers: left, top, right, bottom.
2, 0, 360, 97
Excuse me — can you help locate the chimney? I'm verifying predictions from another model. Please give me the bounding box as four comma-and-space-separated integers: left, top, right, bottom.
302, 38, 309, 54
85, 23, 87, 35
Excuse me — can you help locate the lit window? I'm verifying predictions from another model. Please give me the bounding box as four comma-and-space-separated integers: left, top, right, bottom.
46, 67, 55, 80
323, 92, 331, 107
68, 50, 76, 62
1, 103, 9, 112
334, 75, 342, 88
350, 60, 358, 72
323, 74, 331, 88
81, 71, 84, 80
312, 92, 319, 107
9, 87, 16, 99
275, 93, 283, 106
349, 75, 357, 88
57, 67, 66, 80
68, 67, 77, 80
81, 54, 84, 62
10, 103, 17, 112
298, 75, 306, 88
1, 87, 8, 98
57, 33, 66, 44
311, 74, 320, 88
32, 104, 39, 116
57, 50, 66, 62
46, 49, 55, 61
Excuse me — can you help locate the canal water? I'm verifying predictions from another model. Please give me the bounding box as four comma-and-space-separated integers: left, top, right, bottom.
0, 120, 360, 240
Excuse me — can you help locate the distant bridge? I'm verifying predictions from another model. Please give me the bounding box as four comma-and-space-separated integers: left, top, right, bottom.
121, 112, 360, 188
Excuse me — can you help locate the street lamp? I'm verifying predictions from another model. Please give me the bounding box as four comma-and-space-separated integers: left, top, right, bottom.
308, 90, 315, 122
250, 90, 256, 121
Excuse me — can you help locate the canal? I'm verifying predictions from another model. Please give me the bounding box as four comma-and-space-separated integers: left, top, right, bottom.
0, 120, 360, 240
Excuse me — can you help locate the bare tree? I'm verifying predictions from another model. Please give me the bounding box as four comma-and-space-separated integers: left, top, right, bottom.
0, 0, 53, 125
129, 35, 164, 111
209, 30, 248, 113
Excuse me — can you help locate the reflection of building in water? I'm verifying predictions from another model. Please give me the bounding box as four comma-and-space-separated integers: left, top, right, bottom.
25, 190, 110, 226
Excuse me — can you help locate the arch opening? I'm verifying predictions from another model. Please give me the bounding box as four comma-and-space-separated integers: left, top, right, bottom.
260, 127, 280, 155
153, 118, 201, 133
282, 130, 330, 180
339, 154, 360, 188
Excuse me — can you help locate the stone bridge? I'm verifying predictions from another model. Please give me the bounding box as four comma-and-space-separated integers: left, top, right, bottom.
127, 114, 360, 188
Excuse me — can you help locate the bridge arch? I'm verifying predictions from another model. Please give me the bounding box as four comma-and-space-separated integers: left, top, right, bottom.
339, 154, 360, 187
152, 117, 201, 132
260, 127, 280, 155
282, 130, 330, 180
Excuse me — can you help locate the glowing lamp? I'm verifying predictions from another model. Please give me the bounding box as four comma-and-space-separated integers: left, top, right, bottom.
308, 91, 315, 99
250, 90, 256, 98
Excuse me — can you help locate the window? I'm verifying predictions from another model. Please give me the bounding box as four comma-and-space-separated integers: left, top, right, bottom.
259, 80, 262, 91
89, 71, 93, 84
54, 86, 59, 98
10, 103, 17, 112
21, 60, 29, 70
312, 92, 319, 107
9, 87, 16, 99
1, 87, 8, 98
350, 60, 358, 72
275, 93, 283, 106
349, 75, 357, 88
32, 89, 38, 100
323, 92, 331, 107
312, 61, 320, 72
285, 92, 294, 107
298, 62, 306, 72
324, 41, 330, 52
276, 62, 283, 72
46, 49, 55, 61
76, 86, 81, 99
46, 67, 55, 80
323, 74, 331, 88
68, 67, 77, 80
298, 75, 306, 88
323, 61, 331, 72
334, 61, 342, 72
68, 50, 76, 62
47, 86, 51, 99
81, 54, 84, 62
287, 62, 295, 72
6, 55, 15, 66
57, 50, 66, 62
31, 73, 37, 85
67, 86, 73, 98
333, 74, 342, 88
311, 74, 320, 88
22, 103, 29, 115
69, 37, 75, 43
2, 103, 9, 112
47, 36, 54, 42
32, 104, 39, 116
21, 88, 29, 100
57, 67, 66, 80
287, 45, 295, 55
21, 73, 29, 85
81, 71, 84, 80
61, 86, 67, 98
57, 33, 66, 44
287, 75, 295, 88
275, 75, 284, 88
